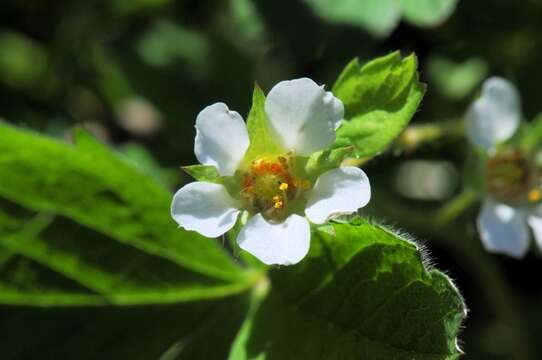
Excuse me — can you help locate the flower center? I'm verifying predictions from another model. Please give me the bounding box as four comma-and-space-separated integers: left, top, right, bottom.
240, 154, 310, 220
486, 149, 541, 206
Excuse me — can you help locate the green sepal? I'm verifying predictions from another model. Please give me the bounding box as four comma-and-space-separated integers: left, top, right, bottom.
182, 164, 222, 183
243, 84, 283, 164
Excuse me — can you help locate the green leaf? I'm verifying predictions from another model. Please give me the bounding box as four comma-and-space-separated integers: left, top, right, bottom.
230, 218, 466, 359
401, 0, 458, 27
243, 84, 282, 163
302, 0, 401, 37
182, 164, 222, 183
0, 123, 254, 304
0, 201, 251, 358
119, 142, 179, 188
0, 211, 259, 306
332, 52, 426, 158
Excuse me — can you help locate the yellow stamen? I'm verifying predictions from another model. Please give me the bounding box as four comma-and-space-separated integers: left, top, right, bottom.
279, 182, 289, 191
528, 188, 542, 203
272, 195, 283, 209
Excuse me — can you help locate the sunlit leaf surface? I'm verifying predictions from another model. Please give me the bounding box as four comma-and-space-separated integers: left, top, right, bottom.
0, 123, 253, 306
230, 218, 465, 360
333, 52, 425, 158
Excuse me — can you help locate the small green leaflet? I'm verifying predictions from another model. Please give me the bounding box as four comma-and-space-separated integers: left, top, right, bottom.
332, 52, 426, 158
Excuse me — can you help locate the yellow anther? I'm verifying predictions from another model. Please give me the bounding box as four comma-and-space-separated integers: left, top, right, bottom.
528, 188, 542, 203
272, 195, 284, 209
279, 182, 289, 191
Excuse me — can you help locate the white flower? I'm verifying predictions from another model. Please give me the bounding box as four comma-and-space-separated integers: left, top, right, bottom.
171, 78, 371, 265
466, 77, 542, 258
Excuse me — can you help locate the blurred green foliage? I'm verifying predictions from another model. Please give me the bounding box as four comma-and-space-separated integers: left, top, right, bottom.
302, 0, 458, 37
427, 56, 488, 101
137, 20, 210, 72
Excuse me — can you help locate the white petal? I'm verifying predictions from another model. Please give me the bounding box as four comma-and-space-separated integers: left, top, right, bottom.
171, 181, 240, 238
265, 78, 344, 156
466, 77, 521, 149
477, 199, 529, 258
528, 207, 542, 252
194, 103, 249, 176
305, 167, 371, 224
236, 214, 310, 265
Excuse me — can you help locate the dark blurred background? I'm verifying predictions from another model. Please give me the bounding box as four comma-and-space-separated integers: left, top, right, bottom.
1, 0, 542, 358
